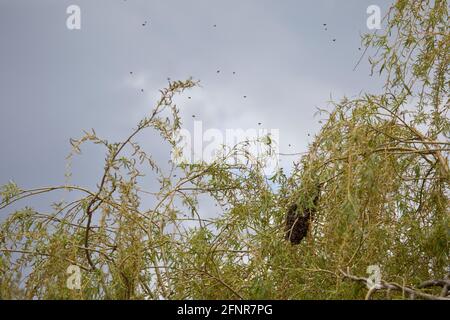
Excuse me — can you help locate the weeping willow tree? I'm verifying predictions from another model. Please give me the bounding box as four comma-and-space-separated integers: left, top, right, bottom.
0, 0, 448, 300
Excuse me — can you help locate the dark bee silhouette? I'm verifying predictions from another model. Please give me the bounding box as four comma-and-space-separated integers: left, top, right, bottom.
285, 184, 321, 244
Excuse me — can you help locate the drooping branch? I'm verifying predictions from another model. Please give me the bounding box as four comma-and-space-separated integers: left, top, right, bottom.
339, 268, 450, 300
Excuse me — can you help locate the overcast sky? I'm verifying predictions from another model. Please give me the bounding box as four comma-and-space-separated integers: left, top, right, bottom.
0, 0, 390, 213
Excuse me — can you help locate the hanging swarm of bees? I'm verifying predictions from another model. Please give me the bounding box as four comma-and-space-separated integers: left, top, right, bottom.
285, 183, 321, 245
